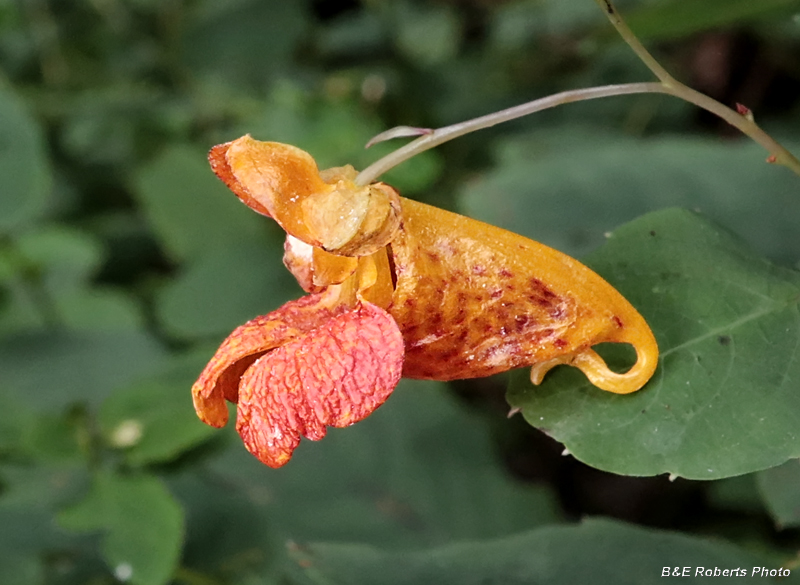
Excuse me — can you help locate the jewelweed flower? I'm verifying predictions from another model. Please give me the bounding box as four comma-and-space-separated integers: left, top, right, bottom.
192, 136, 658, 467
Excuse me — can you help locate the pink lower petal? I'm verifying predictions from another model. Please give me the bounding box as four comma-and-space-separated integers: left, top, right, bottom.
235, 301, 404, 468
192, 291, 345, 428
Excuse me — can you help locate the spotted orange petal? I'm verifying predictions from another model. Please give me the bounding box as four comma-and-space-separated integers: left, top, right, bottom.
235, 301, 404, 468
389, 197, 658, 393
191, 291, 347, 428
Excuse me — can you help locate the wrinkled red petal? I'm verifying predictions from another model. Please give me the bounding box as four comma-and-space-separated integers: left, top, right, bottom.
192, 292, 346, 428
235, 301, 404, 468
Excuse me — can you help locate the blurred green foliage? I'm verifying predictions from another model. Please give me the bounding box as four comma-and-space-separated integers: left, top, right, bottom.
1, 0, 800, 583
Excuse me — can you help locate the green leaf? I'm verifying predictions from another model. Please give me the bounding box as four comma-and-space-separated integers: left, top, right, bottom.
0, 82, 51, 234
534, 0, 602, 34
507, 208, 800, 480
757, 459, 800, 529
59, 472, 184, 585
623, 0, 799, 42
208, 380, 559, 549
0, 330, 165, 410
0, 391, 34, 455
0, 391, 84, 463
489, 1, 547, 53
287, 518, 794, 584
24, 412, 85, 463
0, 464, 88, 511
56, 288, 144, 331
60, 95, 137, 166
170, 472, 279, 581
0, 226, 143, 333
0, 505, 48, 585
156, 240, 297, 340
392, 1, 461, 67
460, 132, 800, 265
16, 226, 104, 295
0, 465, 87, 585
316, 11, 387, 58
99, 380, 216, 465
181, 0, 308, 87
133, 145, 268, 262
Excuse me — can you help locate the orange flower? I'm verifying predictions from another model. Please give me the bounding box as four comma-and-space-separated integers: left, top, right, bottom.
192, 136, 658, 467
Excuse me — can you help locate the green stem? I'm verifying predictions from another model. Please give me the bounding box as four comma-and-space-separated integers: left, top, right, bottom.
592, 0, 676, 85
356, 82, 664, 186
673, 85, 800, 173
593, 0, 800, 176
355, 0, 800, 184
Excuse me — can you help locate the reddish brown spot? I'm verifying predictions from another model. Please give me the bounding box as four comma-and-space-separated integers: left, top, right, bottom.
613, 315, 624, 329
514, 315, 530, 332
499, 269, 514, 279
426, 250, 441, 262
554, 338, 568, 349
451, 268, 467, 281
490, 289, 504, 299
530, 277, 558, 299
472, 265, 487, 276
